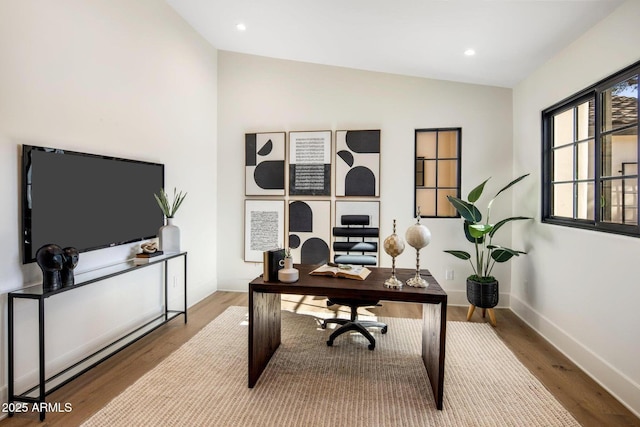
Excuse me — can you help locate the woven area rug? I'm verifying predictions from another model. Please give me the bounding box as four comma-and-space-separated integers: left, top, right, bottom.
82, 306, 580, 427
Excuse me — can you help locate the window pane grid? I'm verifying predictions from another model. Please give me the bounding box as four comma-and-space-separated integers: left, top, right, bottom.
601, 123, 637, 136
553, 137, 594, 150
551, 178, 594, 185
543, 62, 640, 235
415, 128, 460, 218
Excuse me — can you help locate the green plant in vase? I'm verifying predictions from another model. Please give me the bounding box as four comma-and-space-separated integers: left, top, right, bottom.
444, 174, 531, 326
154, 187, 187, 218
154, 187, 187, 253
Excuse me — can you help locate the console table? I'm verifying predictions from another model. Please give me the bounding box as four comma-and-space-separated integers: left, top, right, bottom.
7, 252, 187, 421
248, 264, 447, 409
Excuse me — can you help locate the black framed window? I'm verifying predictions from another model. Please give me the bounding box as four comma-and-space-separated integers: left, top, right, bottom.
542, 61, 639, 235
414, 128, 461, 217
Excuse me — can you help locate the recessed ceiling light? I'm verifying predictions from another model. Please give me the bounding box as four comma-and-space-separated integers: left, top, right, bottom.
236, 23, 246, 31
464, 49, 476, 56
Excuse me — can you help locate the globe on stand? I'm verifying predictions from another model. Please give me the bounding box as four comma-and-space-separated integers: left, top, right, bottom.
405, 207, 431, 287
383, 219, 405, 289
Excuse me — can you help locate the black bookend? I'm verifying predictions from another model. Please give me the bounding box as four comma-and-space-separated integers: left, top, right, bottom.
263, 248, 285, 281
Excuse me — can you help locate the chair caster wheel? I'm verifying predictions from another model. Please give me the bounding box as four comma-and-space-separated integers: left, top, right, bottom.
381, 326, 388, 334
321, 323, 327, 329
368, 343, 375, 351
327, 340, 333, 347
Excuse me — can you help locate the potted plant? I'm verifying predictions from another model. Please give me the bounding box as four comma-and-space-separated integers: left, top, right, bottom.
154, 187, 187, 219
154, 187, 187, 253
444, 174, 530, 325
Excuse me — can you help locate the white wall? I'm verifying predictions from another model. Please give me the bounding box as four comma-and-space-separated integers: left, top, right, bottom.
217, 51, 516, 305
512, 0, 640, 416
0, 0, 218, 400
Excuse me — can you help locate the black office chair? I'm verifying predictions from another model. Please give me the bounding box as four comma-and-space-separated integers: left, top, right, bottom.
321, 215, 387, 350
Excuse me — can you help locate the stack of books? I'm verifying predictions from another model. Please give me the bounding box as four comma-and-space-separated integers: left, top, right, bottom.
133, 251, 164, 265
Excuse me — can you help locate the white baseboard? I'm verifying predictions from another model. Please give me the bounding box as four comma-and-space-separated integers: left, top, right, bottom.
510, 294, 640, 418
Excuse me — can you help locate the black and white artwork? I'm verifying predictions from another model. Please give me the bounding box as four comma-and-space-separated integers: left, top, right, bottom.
289, 131, 331, 196
244, 200, 285, 262
335, 130, 380, 197
245, 132, 285, 196
288, 200, 330, 265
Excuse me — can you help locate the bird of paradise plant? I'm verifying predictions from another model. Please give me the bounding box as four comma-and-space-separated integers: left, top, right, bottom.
444, 174, 530, 281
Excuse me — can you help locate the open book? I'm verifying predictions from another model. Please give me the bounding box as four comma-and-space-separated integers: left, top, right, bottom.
309, 263, 371, 281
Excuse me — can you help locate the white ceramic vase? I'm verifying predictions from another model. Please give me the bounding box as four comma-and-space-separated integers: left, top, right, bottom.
159, 218, 180, 253
278, 257, 299, 283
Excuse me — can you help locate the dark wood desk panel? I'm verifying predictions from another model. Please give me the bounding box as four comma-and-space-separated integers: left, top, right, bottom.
248, 265, 447, 410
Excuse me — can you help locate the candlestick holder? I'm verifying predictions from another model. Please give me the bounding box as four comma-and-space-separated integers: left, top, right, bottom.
383, 219, 405, 289
405, 207, 431, 287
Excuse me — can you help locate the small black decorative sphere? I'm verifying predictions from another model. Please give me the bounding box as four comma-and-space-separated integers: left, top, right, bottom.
35, 244, 64, 291
61, 247, 79, 287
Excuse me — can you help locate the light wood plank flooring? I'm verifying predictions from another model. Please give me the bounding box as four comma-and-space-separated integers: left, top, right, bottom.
1, 291, 638, 426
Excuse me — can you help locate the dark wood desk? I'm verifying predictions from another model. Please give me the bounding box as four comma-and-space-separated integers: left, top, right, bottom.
248, 265, 448, 410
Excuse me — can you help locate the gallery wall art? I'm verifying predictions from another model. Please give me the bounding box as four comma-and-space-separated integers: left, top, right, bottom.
335, 130, 380, 197
289, 130, 331, 196
288, 200, 331, 265
244, 200, 285, 262
245, 132, 285, 196
243, 128, 382, 265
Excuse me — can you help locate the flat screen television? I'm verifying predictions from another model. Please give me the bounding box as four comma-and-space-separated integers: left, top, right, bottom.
21, 145, 165, 264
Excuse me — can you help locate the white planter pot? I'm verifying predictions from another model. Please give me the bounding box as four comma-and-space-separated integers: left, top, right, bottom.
159, 218, 180, 253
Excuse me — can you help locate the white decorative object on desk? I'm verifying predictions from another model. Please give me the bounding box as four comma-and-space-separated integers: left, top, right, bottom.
383, 219, 405, 289
159, 218, 180, 253
278, 256, 299, 283
405, 207, 431, 287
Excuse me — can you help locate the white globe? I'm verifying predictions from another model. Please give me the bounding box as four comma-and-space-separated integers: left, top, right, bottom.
405, 224, 431, 249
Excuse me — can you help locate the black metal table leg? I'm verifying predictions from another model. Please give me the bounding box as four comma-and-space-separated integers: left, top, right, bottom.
39, 297, 45, 421
183, 253, 188, 323
8, 294, 14, 417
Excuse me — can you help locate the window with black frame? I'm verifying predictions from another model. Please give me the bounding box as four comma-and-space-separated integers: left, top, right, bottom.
542, 61, 639, 235
414, 128, 461, 218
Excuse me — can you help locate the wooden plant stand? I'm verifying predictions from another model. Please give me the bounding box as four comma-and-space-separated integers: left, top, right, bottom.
467, 304, 497, 327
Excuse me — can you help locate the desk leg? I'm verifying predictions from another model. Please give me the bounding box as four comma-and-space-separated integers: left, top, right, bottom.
422, 301, 447, 410
248, 290, 281, 388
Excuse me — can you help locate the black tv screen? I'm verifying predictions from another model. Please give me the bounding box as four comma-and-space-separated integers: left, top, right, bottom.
22, 145, 165, 264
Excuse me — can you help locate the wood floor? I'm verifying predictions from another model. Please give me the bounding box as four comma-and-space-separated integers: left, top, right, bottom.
1, 291, 638, 427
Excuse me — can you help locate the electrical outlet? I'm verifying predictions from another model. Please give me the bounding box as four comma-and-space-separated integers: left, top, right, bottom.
445, 269, 454, 280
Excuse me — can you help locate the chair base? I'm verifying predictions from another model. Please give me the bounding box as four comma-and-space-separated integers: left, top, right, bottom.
322, 318, 388, 350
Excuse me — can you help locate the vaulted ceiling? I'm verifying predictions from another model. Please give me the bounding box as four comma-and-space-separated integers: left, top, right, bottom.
166, 0, 624, 88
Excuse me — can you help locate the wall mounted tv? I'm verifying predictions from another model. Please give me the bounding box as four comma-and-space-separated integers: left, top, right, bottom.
22, 145, 165, 264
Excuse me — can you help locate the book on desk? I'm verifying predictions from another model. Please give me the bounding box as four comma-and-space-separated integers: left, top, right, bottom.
309, 263, 371, 280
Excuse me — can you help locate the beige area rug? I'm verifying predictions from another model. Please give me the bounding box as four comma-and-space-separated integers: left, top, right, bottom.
82, 306, 580, 427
